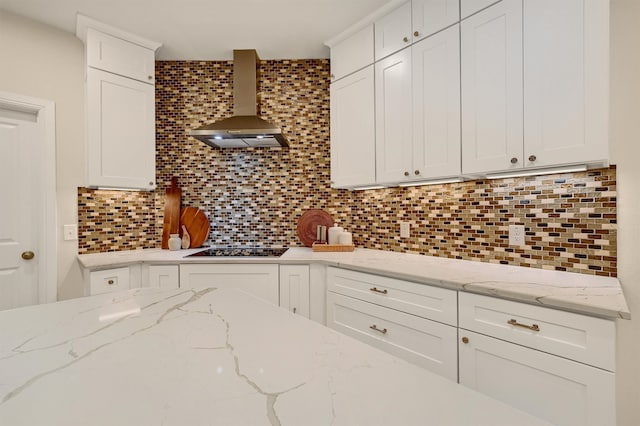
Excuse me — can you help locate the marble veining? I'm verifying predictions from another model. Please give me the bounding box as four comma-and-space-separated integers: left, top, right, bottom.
0, 288, 550, 426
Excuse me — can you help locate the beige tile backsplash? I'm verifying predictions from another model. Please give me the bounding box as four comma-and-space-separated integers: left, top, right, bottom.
78, 59, 617, 277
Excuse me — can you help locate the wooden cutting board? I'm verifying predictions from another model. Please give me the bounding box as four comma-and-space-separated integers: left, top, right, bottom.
161, 177, 181, 249
180, 207, 210, 248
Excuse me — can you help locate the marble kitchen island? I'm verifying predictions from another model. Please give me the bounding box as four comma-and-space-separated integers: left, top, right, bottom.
0, 287, 549, 426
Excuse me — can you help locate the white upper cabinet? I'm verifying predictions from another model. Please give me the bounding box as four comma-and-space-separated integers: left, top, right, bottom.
87, 68, 156, 190
330, 24, 374, 82
461, 0, 502, 19
412, 0, 460, 41
523, 0, 609, 169
86, 29, 155, 84
375, 48, 413, 184
77, 15, 161, 191
374, 1, 413, 61
412, 25, 461, 179
461, 0, 523, 175
330, 66, 376, 188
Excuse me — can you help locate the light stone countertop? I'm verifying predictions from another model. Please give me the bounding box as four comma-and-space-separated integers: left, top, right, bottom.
77, 247, 631, 320
0, 287, 550, 426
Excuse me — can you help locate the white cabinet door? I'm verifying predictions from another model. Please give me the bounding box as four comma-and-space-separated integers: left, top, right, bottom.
412, 25, 461, 179
86, 68, 156, 190
279, 265, 310, 318
375, 48, 413, 184
328, 292, 458, 381
330, 25, 374, 82
461, 0, 501, 19
145, 265, 179, 290
523, 0, 609, 168
374, 1, 412, 61
330, 66, 376, 188
461, 0, 523, 175
412, 0, 460, 40
179, 264, 279, 305
86, 29, 155, 84
459, 330, 616, 426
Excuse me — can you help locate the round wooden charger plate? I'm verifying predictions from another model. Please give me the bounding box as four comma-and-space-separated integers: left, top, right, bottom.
297, 209, 334, 247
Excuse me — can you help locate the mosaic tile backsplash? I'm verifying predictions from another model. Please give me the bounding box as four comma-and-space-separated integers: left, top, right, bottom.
78, 59, 617, 277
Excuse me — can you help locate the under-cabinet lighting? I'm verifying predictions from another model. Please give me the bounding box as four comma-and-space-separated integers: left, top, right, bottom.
352, 185, 386, 191
398, 178, 463, 187
486, 165, 588, 180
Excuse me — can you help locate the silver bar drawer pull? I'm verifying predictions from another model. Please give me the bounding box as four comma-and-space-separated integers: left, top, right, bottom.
369, 324, 388, 334
370, 287, 388, 295
508, 319, 540, 332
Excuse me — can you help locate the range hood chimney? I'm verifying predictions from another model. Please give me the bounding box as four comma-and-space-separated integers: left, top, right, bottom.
188, 49, 289, 148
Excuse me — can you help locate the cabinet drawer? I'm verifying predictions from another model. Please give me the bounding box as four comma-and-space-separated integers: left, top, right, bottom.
459, 292, 615, 371
328, 292, 458, 380
90, 267, 130, 295
327, 267, 457, 326
459, 330, 615, 426
87, 29, 155, 83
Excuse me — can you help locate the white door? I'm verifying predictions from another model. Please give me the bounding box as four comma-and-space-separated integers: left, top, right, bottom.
412, 25, 461, 179
279, 265, 310, 318
375, 48, 413, 184
523, 0, 609, 168
330, 66, 376, 188
0, 93, 56, 310
461, 0, 523, 175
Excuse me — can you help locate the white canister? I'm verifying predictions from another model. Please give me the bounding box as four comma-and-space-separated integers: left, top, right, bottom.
328, 223, 344, 245
168, 234, 181, 251
338, 231, 353, 246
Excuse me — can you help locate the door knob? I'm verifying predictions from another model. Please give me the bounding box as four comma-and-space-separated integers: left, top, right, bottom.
21, 251, 35, 260
403, 36, 409, 43
528, 155, 537, 162
414, 31, 420, 37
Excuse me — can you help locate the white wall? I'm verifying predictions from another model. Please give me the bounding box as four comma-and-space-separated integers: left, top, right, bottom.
0, 10, 86, 300
610, 0, 640, 425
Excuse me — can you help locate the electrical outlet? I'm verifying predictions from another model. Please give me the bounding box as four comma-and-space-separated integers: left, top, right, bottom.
63, 224, 78, 241
400, 221, 410, 238
508, 225, 525, 246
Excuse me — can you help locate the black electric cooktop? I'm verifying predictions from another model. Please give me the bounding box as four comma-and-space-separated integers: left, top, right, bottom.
188, 247, 288, 257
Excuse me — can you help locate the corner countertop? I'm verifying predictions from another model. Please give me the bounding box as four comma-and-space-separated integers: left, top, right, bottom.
77, 247, 631, 320
0, 287, 550, 426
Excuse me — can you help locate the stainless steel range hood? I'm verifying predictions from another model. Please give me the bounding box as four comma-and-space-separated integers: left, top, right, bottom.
188, 49, 288, 148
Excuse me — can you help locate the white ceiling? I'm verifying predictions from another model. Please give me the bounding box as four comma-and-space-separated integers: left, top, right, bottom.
0, 0, 391, 60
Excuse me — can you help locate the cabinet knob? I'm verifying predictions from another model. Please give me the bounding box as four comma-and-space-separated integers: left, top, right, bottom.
413, 31, 420, 37
404, 171, 410, 176
403, 36, 409, 43
510, 157, 518, 164
414, 170, 420, 175
461, 336, 469, 344
528, 155, 537, 162
107, 279, 115, 285
148, 75, 153, 81
293, 307, 297, 314
149, 182, 155, 187
330, 73, 335, 80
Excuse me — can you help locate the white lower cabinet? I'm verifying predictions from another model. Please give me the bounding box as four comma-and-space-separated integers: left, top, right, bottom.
89, 267, 130, 295
86, 264, 141, 296
459, 330, 615, 426
328, 292, 458, 380
142, 264, 179, 289
458, 292, 616, 426
326, 267, 458, 380
179, 264, 279, 305
279, 265, 310, 318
